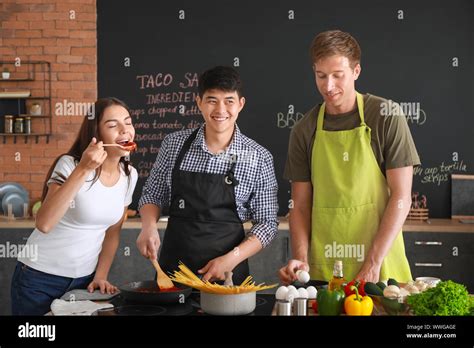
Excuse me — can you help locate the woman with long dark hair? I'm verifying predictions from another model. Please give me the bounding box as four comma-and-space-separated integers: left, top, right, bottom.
11, 97, 138, 315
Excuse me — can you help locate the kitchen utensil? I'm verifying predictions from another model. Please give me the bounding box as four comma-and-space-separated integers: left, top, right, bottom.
200, 291, 256, 315
118, 280, 192, 305
102, 141, 137, 152
223, 271, 233, 286
150, 258, 174, 290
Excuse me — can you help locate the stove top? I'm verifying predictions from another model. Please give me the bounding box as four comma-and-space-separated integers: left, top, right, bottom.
95, 292, 275, 316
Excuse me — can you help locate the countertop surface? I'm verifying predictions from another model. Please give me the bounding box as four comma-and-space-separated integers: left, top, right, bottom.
1, 217, 474, 233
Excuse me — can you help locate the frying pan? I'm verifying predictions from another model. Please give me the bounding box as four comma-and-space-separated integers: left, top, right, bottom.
118, 280, 192, 305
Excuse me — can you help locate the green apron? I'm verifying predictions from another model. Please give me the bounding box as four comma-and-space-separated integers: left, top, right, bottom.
309, 92, 412, 282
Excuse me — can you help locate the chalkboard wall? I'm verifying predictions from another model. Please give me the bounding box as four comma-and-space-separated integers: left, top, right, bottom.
98, 0, 473, 217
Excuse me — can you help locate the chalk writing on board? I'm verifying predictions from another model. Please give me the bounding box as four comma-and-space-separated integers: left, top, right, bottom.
129, 72, 203, 179
413, 159, 468, 186
276, 111, 305, 129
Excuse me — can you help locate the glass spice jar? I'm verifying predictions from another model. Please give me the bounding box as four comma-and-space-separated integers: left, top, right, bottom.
4, 115, 14, 133
24, 116, 32, 134
14, 117, 24, 133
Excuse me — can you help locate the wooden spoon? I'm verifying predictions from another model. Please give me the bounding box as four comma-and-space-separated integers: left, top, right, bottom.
102, 141, 137, 152
150, 259, 174, 290
101, 144, 124, 147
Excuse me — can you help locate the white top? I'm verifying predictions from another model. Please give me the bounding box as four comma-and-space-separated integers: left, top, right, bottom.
19, 155, 138, 278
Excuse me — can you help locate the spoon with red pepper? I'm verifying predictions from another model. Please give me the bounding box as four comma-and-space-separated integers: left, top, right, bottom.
102, 141, 138, 152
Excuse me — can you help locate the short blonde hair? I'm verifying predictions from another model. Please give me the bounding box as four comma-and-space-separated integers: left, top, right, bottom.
310, 30, 361, 69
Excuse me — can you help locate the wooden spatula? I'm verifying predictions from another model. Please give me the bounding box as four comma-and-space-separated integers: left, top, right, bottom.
150, 259, 174, 290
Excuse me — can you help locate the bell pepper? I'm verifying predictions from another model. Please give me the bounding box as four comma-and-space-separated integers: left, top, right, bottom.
311, 299, 318, 313
316, 288, 345, 316
344, 285, 373, 316
344, 279, 366, 297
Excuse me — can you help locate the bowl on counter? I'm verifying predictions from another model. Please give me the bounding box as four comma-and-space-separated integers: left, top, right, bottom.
368, 295, 410, 315
415, 277, 441, 287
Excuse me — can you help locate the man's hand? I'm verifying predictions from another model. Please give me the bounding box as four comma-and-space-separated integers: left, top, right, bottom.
136, 228, 160, 260
198, 254, 237, 282
355, 260, 381, 283
278, 259, 310, 285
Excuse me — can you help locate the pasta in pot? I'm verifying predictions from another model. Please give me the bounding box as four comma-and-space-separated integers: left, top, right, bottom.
169, 262, 277, 294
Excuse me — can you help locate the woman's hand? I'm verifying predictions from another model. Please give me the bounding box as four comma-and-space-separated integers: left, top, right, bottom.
78, 137, 108, 172
87, 278, 118, 294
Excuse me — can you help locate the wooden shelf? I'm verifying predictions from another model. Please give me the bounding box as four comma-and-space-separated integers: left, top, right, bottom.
18, 114, 51, 118
0, 133, 51, 136
0, 96, 50, 100
0, 61, 52, 140
0, 78, 34, 81
0, 133, 51, 144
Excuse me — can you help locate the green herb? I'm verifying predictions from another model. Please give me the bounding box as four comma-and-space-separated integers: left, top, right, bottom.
406, 280, 470, 316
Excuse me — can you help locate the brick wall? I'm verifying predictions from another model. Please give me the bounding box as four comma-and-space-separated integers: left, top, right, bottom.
0, 0, 97, 205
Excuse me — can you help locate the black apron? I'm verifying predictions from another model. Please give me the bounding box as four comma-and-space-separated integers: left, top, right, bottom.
159, 128, 250, 285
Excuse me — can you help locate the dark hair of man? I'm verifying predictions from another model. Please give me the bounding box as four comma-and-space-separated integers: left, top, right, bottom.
198, 66, 243, 98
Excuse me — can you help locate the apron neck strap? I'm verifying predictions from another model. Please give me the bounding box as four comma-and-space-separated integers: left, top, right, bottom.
173, 127, 200, 174
316, 92, 365, 130
172, 127, 239, 180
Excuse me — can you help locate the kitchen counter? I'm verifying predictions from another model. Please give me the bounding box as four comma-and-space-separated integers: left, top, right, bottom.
1, 217, 474, 233
1, 217, 473, 315
56, 292, 278, 316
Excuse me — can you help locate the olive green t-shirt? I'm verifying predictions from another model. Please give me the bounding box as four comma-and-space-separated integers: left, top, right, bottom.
284, 93, 421, 181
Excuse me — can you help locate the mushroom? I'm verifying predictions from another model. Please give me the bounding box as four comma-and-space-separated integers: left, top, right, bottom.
383, 285, 400, 298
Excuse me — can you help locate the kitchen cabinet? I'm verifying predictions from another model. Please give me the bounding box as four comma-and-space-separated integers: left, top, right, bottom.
403, 231, 474, 292
0, 228, 32, 315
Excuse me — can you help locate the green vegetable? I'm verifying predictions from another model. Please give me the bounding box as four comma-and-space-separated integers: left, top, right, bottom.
387, 278, 399, 287
406, 280, 470, 316
364, 282, 384, 296
376, 281, 387, 290
316, 288, 345, 316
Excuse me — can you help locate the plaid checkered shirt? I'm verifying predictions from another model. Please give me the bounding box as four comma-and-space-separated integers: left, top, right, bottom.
138, 124, 279, 247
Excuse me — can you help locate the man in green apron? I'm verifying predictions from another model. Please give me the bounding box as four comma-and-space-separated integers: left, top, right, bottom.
279, 30, 420, 284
